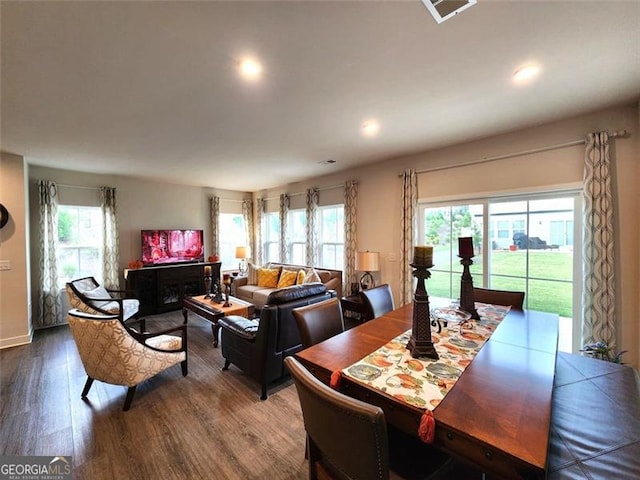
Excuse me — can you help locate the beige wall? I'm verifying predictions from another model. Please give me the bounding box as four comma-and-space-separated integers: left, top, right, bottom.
0, 152, 31, 347
3, 103, 638, 368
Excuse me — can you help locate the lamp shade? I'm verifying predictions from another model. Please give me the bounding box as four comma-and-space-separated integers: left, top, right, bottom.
235, 246, 249, 259
356, 251, 380, 272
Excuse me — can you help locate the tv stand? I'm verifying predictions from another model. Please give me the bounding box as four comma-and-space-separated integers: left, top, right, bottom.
125, 262, 222, 315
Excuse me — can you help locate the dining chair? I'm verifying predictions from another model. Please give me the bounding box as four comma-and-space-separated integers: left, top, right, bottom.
285, 356, 451, 480
67, 308, 188, 411
292, 298, 345, 348
473, 287, 525, 310
359, 283, 395, 321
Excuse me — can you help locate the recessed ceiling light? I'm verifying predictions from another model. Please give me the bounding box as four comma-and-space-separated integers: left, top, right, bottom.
362, 120, 380, 137
513, 64, 541, 84
239, 58, 263, 81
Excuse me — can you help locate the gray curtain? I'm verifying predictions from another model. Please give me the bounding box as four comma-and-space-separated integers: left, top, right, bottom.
279, 194, 289, 263
242, 199, 254, 262
305, 187, 319, 266
344, 180, 358, 296
37, 180, 63, 328
210, 196, 220, 257
582, 131, 616, 349
101, 186, 120, 289
400, 169, 417, 306
255, 198, 265, 265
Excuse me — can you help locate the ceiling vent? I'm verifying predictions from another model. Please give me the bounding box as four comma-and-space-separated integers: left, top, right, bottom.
422, 0, 477, 24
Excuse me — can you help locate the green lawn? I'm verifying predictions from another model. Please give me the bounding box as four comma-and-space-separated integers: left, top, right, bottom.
427, 248, 573, 317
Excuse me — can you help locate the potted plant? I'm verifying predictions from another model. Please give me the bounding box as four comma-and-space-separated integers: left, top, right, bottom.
581, 341, 627, 364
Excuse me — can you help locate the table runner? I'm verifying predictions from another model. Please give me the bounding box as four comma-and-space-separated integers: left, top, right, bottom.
335, 303, 510, 442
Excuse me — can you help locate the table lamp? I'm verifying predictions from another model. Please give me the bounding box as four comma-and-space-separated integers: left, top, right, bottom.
356, 251, 380, 290
235, 246, 250, 276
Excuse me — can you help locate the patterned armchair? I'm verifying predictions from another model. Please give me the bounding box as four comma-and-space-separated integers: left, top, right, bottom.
66, 276, 145, 331
67, 309, 188, 411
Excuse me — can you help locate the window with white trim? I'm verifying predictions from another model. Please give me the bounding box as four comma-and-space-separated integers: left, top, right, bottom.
262, 212, 280, 263
288, 209, 306, 265
57, 205, 103, 288
318, 204, 344, 270
219, 213, 245, 271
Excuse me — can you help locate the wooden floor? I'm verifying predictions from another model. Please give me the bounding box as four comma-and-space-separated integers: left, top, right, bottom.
0, 311, 308, 479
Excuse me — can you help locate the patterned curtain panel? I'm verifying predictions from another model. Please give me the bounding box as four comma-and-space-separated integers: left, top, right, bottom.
242, 199, 254, 262
210, 196, 220, 257
37, 180, 62, 328
305, 187, 319, 266
255, 198, 265, 265
344, 180, 358, 296
279, 194, 289, 263
101, 186, 120, 289
582, 131, 616, 348
400, 169, 417, 306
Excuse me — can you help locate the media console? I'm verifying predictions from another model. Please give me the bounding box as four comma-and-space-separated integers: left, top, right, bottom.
125, 262, 222, 315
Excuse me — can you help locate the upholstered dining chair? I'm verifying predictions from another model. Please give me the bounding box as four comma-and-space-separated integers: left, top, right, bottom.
293, 298, 345, 349
66, 276, 145, 331
284, 356, 451, 480
67, 308, 188, 411
473, 287, 525, 310
359, 283, 395, 321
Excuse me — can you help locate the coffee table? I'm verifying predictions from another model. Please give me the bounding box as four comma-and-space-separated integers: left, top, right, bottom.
182, 295, 255, 347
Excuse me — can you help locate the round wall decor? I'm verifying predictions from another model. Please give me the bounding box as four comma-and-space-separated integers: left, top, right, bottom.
0, 203, 9, 229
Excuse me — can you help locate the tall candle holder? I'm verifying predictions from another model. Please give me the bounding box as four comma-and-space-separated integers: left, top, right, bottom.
459, 256, 480, 320
204, 274, 213, 299
222, 275, 234, 308
406, 263, 439, 360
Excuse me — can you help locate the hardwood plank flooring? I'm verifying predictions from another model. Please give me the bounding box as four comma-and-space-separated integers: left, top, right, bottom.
0, 311, 308, 479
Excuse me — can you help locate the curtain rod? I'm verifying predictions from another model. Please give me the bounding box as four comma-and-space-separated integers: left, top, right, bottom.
56, 183, 101, 190
261, 182, 352, 202
403, 129, 629, 176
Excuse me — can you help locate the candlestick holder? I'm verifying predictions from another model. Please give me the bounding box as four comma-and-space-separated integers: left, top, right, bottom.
459, 256, 480, 320
406, 263, 439, 360
212, 278, 223, 303
204, 275, 212, 299
222, 276, 234, 307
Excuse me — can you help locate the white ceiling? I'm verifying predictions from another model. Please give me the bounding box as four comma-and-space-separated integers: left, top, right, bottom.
2, 1, 639, 192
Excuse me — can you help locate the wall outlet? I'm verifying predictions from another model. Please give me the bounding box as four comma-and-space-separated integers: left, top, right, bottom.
0, 260, 11, 271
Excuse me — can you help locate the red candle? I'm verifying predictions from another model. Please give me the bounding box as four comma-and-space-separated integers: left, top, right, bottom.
458, 237, 474, 257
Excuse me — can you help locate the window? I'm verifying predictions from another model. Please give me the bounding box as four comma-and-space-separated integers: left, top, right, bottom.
57, 205, 103, 288
420, 191, 580, 353
318, 204, 344, 270
262, 212, 280, 263
219, 213, 245, 271
420, 203, 484, 300
288, 209, 306, 265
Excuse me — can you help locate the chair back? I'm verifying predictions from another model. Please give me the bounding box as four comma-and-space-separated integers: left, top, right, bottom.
293, 298, 345, 348
284, 356, 390, 480
473, 287, 525, 310
66, 276, 140, 321
360, 284, 395, 320
67, 309, 185, 388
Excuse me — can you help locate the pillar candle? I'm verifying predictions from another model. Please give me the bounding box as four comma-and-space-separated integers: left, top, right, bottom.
204, 266, 212, 276
413, 246, 433, 266
458, 237, 474, 257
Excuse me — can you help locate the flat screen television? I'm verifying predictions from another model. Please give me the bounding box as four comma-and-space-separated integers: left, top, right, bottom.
141, 229, 204, 266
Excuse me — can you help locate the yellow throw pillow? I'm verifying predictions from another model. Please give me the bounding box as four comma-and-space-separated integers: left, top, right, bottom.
257, 267, 280, 288
277, 269, 298, 288
296, 269, 306, 285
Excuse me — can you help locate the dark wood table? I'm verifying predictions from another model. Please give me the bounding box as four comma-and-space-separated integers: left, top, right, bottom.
182, 295, 254, 347
295, 303, 559, 479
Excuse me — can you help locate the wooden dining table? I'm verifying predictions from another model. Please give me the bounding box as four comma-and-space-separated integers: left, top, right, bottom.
295, 301, 559, 480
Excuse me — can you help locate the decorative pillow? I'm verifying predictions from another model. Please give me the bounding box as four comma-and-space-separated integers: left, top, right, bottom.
296, 269, 306, 285
257, 267, 280, 288
247, 263, 259, 285
277, 269, 298, 288
83, 286, 113, 307
303, 268, 321, 284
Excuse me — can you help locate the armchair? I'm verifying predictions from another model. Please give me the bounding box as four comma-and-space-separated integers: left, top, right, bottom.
67, 308, 188, 411
66, 276, 145, 331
